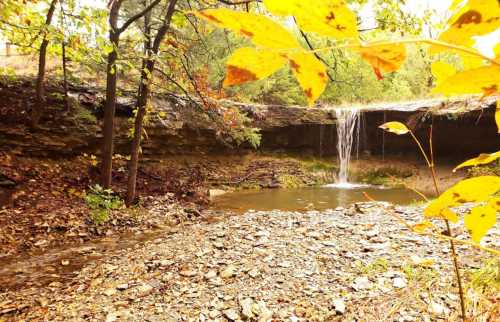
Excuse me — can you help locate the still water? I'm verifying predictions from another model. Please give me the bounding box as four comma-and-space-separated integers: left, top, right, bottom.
212, 185, 421, 212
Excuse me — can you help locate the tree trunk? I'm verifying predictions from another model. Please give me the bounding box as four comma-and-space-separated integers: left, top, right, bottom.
126, 0, 178, 205
101, 32, 120, 188
62, 40, 69, 111
126, 60, 153, 205
100, 2, 122, 188
31, 0, 58, 128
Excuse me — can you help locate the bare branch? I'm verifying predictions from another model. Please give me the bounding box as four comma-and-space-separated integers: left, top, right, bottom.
217, 0, 260, 5
117, 0, 162, 34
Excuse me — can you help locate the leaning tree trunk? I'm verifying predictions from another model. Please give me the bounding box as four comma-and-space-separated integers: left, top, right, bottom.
126, 60, 152, 205
31, 0, 58, 128
126, 0, 178, 205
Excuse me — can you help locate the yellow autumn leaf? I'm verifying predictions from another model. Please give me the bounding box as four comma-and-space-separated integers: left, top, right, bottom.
453, 151, 500, 172
286, 51, 328, 105
439, 208, 460, 222
495, 43, 500, 61
424, 176, 500, 221
379, 121, 410, 135
464, 203, 497, 242
193, 8, 300, 49
431, 61, 456, 86
489, 197, 500, 211
496, 100, 500, 133
460, 52, 484, 69
410, 255, 435, 267
438, 0, 500, 48
412, 220, 435, 233
357, 43, 406, 80
432, 65, 500, 97
263, 0, 358, 39
223, 47, 287, 86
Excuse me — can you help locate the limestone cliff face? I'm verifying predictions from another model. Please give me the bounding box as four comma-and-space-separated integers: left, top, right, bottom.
0, 81, 498, 159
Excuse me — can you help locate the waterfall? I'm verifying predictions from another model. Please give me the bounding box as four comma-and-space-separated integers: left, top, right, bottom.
335, 108, 360, 185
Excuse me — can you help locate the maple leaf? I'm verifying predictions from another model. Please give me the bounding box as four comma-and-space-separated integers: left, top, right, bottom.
263, 0, 358, 39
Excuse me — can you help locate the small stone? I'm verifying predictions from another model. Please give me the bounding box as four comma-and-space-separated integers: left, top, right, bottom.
204, 270, 217, 280
220, 265, 237, 278
209, 189, 227, 198
393, 277, 407, 289
105, 312, 117, 322
240, 298, 255, 319
223, 308, 240, 321
332, 299, 346, 315
306, 231, 322, 239
278, 261, 291, 268
36, 298, 49, 307
61, 260, 70, 266
137, 284, 153, 296
179, 269, 197, 277
116, 283, 129, 290
428, 302, 445, 315
248, 268, 260, 278
255, 301, 273, 321
159, 260, 174, 267
213, 242, 225, 249
104, 288, 117, 296
352, 276, 371, 291
208, 310, 220, 319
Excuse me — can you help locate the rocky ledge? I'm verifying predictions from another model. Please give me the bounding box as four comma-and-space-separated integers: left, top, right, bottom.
1, 79, 498, 159
0, 202, 497, 321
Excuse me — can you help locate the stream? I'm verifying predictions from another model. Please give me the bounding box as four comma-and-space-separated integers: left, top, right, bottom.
212, 185, 420, 212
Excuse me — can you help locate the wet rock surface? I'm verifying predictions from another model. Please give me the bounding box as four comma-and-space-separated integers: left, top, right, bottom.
1, 202, 497, 321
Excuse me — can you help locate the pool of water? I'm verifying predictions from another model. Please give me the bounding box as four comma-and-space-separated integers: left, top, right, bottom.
211, 185, 421, 212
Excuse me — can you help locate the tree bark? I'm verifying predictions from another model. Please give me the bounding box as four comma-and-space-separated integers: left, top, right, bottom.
126, 0, 178, 205
100, 0, 162, 189
31, 0, 58, 128
101, 1, 122, 188
62, 40, 69, 111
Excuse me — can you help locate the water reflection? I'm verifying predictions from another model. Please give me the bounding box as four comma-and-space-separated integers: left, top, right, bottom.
212, 186, 420, 212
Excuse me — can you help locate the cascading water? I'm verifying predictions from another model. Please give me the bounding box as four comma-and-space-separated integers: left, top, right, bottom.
335, 108, 359, 185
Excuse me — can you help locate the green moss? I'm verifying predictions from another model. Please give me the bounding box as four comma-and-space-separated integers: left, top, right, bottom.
467, 258, 500, 292
466, 161, 500, 178
301, 159, 337, 172
278, 174, 303, 188
355, 258, 389, 275
356, 167, 413, 186
74, 105, 97, 124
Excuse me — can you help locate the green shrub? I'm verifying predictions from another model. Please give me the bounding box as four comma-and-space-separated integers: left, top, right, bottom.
466, 161, 500, 178
278, 174, 303, 188
85, 184, 123, 224
74, 105, 97, 124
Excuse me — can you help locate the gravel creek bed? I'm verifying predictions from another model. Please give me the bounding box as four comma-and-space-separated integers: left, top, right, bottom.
0, 202, 498, 322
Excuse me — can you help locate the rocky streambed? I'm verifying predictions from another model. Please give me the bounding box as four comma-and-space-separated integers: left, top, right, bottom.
1, 202, 498, 321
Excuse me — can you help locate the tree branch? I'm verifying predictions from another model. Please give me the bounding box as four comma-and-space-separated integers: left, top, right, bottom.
217, 0, 260, 5
117, 0, 162, 34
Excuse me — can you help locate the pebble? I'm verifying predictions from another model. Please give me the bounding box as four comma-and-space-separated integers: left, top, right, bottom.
223, 308, 240, 321
220, 265, 237, 278
352, 276, 371, 290
332, 298, 346, 314
2, 202, 482, 321
393, 277, 407, 289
